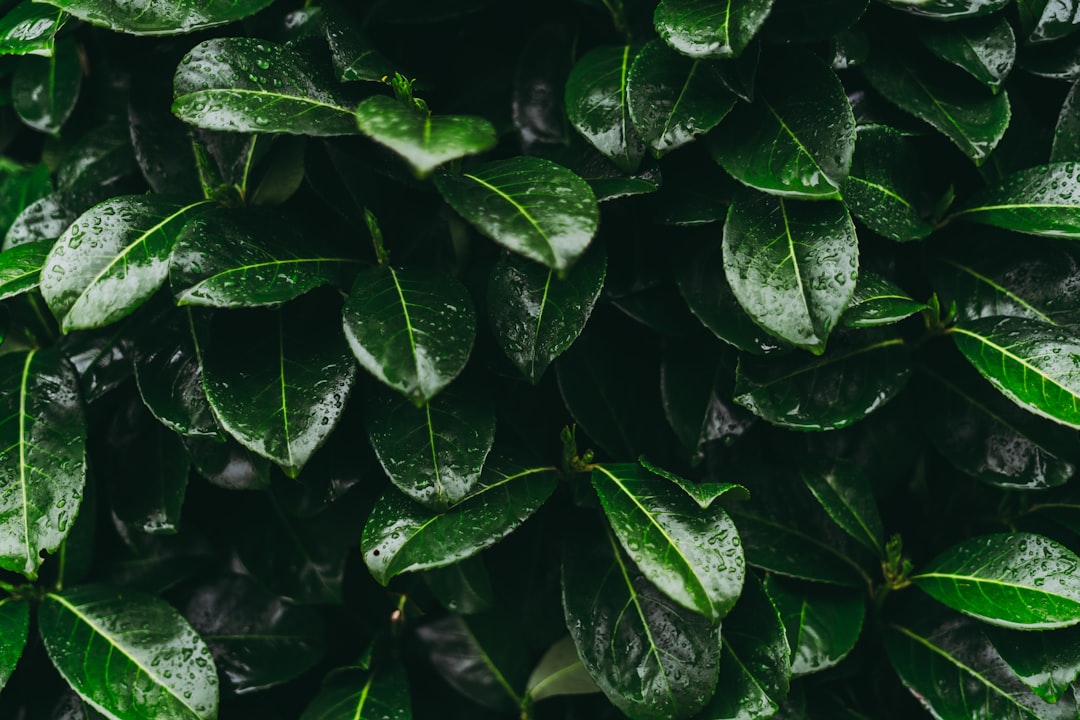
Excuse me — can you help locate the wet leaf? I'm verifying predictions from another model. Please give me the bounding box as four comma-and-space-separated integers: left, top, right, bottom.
919, 15, 1015, 90
184, 436, 270, 491
1017, 0, 1080, 43
565, 45, 645, 173
526, 635, 600, 703
12, 38, 81, 134
322, 0, 395, 83
0, 597, 28, 689
0, 239, 50, 300
801, 460, 884, 558
57, 124, 138, 195
1018, 30, 1080, 80
841, 272, 926, 328
0, 164, 52, 238
653, 0, 775, 59
0, 2, 67, 57
300, 664, 412, 720
37, 0, 273, 35
39, 585, 218, 720
876, 0, 1010, 19
1053, 80, 1080, 162
952, 163, 1080, 237
425, 556, 494, 615
764, 575, 864, 676
985, 624, 1080, 703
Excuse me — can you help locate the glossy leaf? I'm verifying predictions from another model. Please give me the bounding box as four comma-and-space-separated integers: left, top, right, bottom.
0, 239, 49, 300
37, 0, 273, 35
862, 48, 1010, 164
711, 50, 853, 199
919, 16, 1015, 90
0, 2, 67, 57
185, 436, 269, 491
57, 124, 138, 194
4, 190, 93, 250
841, 272, 926, 328
653, 0, 775, 59
985, 625, 1080, 703
526, 635, 600, 703
1018, 32, 1080, 80
487, 243, 606, 383
626, 40, 736, 157
723, 192, 858, 353
300, 665, 411, 720
425, 557, 494, 615
876, 0, 1010, 19
40, 196, 211, 333
952, 163, 1080, 237
0, 597, 28, 690
592, 463, 745, 621
361, 453, 557, 584
562, 520, 720, 720
202, 298, 358, 477
12, 38, 81, 134
343, 265, 475, 404
1018, 0, 1080, 43
355, 96, 496, 177
0, 348, 85, 579
565, 45, 645, 173
39, 585, 218, 720
764, 575, 865, 676
60, 324, 135, 404
844, 125, 937, 242
173, 38, 358, 136
1054, 80, 1080, 163
801, 460, 884, 557
322, 0, 395, 83
0, 164, 52, 238
365, 379, 495, 510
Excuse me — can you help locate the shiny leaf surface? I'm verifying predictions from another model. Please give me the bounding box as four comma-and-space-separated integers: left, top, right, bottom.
985, 625, 1080, 704
1052, 79, 1080, 162
844, 125, 936, 241
0, 239, 49, 300
565, 45, 645, 173
1018, 0, 1080, 43
12, 38, 81, 134
322, 0, 395, 83
876, 0, 1010, 19
653, 0, 775, 59
919, 16, 1015, 90
953, 163, 1080, 237
0, 2, 67, 56
526, 635, 600, 702
841, 271, 926, 328
764, 575, 865, 676
300, 665, 412, 720
0, 597, 28, 690
801, 460, 884, 557
37, 0, 273, 35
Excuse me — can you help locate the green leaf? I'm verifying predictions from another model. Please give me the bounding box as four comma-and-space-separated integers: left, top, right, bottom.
886, 611, 1078, 720
424, 557, 494, 615
526, 636, 600, 703
626, 40, 736, 157
876, 0, 1010, 19
183, 574, 324, 695
364, 379, 495, 510
170, 210, 358, 308
361, 453, 557, 585
762, 0, 868, 43
1018, 0, 1080, 43
985, 625, 1080, 704
723, 192, 858, 353
202, 297, 358, 477
185, 436, 269, 491
40, 196, 211, 333
435, 157, 599, 272
487, 243, 606, 383
12, 37, 81, 134
764, 576, 865, 677
0, 348, 85, 580
355, 95, 496, 177
862, 47, 1010, 164
562, 519, 720, 720
841, 272, 927, 328
843, 125, 937, 242
0, 239, 50, 300
735, 332, 911, 430
173, 38, 358, 136
37, 0, 273, 35
0, 597, 28, 690
57, 123, 138, 194
343, 265, 475, 404
1018, 31, 1080, 80
913, 533, 1080, 629
697, 572, 790, 720
919, 16, 1016, 90
39, 585, 217, 720
300, 664, 412, 720
592, 462, 745, 621
565, 45, 645, 173
1052, 80, 1080, 162
952, 163, 1080, 237
952, 315, 1080, 429
801, 460, 884, 558
0, 2, 67, 57
0, 163, 52, 238
322, 0, 395, 83
653, 0, 776, 59
639, 458, 748, 510
5, 189, 95, 249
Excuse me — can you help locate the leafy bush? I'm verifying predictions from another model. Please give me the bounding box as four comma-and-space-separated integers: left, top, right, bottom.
2, 0, 1080, 718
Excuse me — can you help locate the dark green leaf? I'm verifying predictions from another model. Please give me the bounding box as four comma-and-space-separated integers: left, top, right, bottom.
1018, 30, 1080, 80
952, 316, 1080, 429
723, 193, 858, 353
513, 24, 574, 148
0, 239, 49, 300
183, 574, 324, 696
0, 597, 28, 690
40, 196, 211, 333
361, 452, 557, 584
37, 0, 273, 35
185, 436, 270, 491
1053, 80, 1080, 162
526, 635, 600, 703
365, 379, 495, 510
562, 520, 720, 720
841, 272, 926, 328
653, 0, 775, 59
12, 38, 81, 134
39, 585, 218, 720
173, 38, 358, 136
592, 462, 745, 621
844, 125, 937, 241
355, 96, 496, 177
952, 163, 1080, 237
435, 156, 599, 272
627, 40, 736, 157
424, 556, 494, 615
862, 48, 1010, 164
1017, 0, 1080, 43
322, 0, 395, 83
0, 2, 67, 57
4, 189, 94, 250
801, 460, 884, 557
60, 324, 135, 404
985, 625, 1080, 703
565, 45, 645, 173
0, 348, 85, 580
202, 297, 358, 477
57, 124, 138, 194
638, 458, 748, 510
487, 243, 606, 383
763, 0, 868, 43
300, 665, 412, 720
876, 0, 1010, 19
0, 163, 52, 238
343, 265, 475, 404
919, 16, 1015, 90
764, 576, 865, 676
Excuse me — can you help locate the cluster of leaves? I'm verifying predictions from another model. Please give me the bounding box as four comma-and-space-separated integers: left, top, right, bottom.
3, 0, 1080, 718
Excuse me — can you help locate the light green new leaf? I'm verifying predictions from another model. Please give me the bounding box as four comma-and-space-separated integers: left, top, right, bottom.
343, 265, 475, 404
0, 2, 67, 56
355, 96, 496, 177
952, 163, 1080, 237
40, 195, 211, 332
919, 15, 1015, 91
801, 460, 885, 558
174, 38, 358, 136
0, 597, 29, 690
876, 0, 1010, 19
913, 533, 1080, 629
592, 463, 745, 622
952, 315, 1080, 429
841, 272, 927, 328
526, 636, 600, 703
764, 576, 864, 677
653, 0, 775, 59
12, 37, 81, 134
36, 0, 273, 35
39, 585, 218, 720
0, 239, 50, 300
723, 192, 858, 353
986, 624, 1080, 704
300, 665, 411, 720
362, 453, 557, 584
0, 349, 85, 580
565, 45, 645, 173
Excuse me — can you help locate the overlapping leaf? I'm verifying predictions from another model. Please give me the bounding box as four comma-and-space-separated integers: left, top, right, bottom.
0, 597, 28, 690
801, 460, 885, 557
301, 665, 412, 720
37, 0, 273, 35
986, 624, 1080, 704
653, 0, 775, 58
565, 45, 645, 173
876, 0, 1010, 19
0, 240, 50, 300
841, 272, 926, 328
526, 636, 600, 703
12, 38, 81, 134
0, 2, 67, 56
953, 163, 1080, 237
764, 576, 864, 677
919, 16, 1015, 90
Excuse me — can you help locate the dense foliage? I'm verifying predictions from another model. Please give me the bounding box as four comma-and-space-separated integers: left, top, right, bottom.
2, 0, 1080, 718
